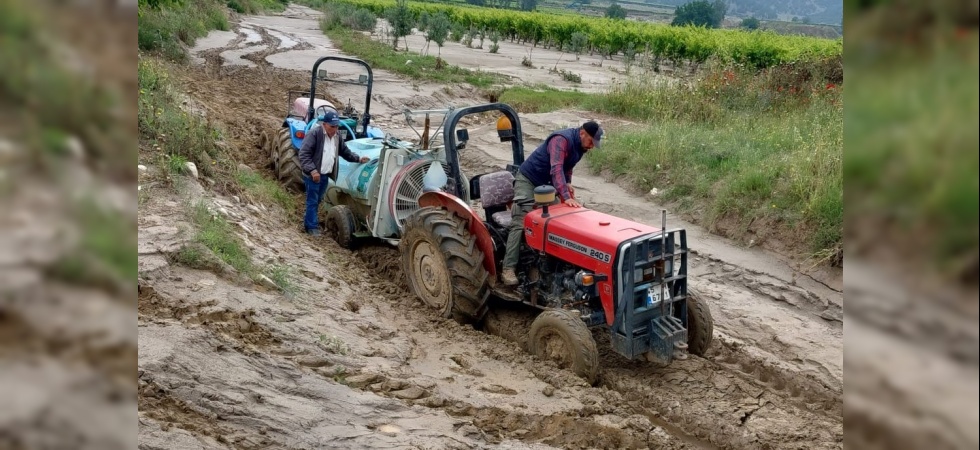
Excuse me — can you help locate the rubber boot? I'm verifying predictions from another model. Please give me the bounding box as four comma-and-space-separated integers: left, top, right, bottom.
501, 267, 518, 286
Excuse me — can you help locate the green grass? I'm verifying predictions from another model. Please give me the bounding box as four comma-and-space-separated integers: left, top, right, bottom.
2, 1, 128, 177
226, 0, 289, 14
138, 0, 230, 62
139, 57, 227, 179
49, 200, 137, 292
584, 63, 843, 256
844, 26, 978, 274
235, 167, 296, 213
190, 201, 256, 276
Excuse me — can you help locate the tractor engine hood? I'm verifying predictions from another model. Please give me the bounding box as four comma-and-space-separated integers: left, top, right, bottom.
523, 204, 662, 272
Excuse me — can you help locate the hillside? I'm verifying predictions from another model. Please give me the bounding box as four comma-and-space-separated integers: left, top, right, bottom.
643, 0, 843, 25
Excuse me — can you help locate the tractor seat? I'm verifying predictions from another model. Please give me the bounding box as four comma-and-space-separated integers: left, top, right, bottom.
478, 170, 515, 227
293, 97, 335, 118
491, 211, 513, 227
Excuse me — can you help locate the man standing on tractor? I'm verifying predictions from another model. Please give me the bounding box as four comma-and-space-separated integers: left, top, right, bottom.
500, 120, 603, 285
298, 110, 370, 236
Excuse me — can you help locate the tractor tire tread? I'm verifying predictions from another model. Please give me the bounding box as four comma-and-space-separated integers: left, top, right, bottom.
528, 309, 600, 385
326, 205, 357, 249
399, 207, 490, 324
686, 288, 714, 356
274, 127, 304, 192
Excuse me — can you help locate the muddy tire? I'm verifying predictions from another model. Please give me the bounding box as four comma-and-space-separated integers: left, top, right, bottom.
326, 205, 356, 249
258, 130, 274, 170
528, 309, 599, 385
273, 127, 304, 192
399, 207, 490, 324
686, 288, 714, 356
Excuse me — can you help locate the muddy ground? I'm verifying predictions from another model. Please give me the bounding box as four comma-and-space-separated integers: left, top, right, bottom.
136, 4, 969, 450
134, 4, 847, 449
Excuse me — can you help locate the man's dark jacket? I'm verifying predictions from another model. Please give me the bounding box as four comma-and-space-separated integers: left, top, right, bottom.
298, 126, 360, 181
519, 127, 584, 188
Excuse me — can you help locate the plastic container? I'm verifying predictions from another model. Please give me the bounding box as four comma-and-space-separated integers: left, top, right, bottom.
336, 138, 385, 200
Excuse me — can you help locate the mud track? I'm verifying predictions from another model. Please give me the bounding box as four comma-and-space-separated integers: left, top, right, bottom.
136, 4, 847, 449
352, 244, 842, 449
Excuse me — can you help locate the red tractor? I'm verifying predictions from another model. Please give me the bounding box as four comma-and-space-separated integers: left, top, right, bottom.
398, 104, 714, 384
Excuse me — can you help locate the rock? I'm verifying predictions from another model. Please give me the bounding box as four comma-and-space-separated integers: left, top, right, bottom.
380, 378, 407, 391
138, 164, 148, 173
66, 135, 85, 160
649, 187, 659, 196
247, 205, 262, 215
722, 264, 736, 272
297, 356, 332, 368
391, 386, 427, 400
344, 373, 380, 389
626, 414, 652, 431
238, 163, 251, 173
377, 424, 401, 437
184, 161, 199, 178
257, 274, 279, 290
423, 396, 446, 408
542, 386, 555, 397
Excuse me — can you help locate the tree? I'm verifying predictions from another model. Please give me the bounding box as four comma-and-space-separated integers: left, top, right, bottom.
606, 2, 627, 20
520, 0, 538, 11
387, 0, 414, 51
739, 16, 760, 30
428, 12, 451, 61
671, 0, 727, 28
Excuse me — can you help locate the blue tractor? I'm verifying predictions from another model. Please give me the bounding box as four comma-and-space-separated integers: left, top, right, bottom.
260, 56, 384, 191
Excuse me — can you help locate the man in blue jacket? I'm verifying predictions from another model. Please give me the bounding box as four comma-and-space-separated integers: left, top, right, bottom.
501, 120, 603, 285
298, 110, 370, 235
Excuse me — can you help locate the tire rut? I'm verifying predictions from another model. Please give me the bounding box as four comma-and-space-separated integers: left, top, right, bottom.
347, 243, 842, 449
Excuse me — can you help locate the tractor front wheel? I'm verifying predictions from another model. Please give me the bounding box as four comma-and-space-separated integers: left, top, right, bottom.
528, 309, 599, 385
399, 207, 490, 324
686, 288, 714, 356
273, 127, 305, 192
326, 205, 357, 249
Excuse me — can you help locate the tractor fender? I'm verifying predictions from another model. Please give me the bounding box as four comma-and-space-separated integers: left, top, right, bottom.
284, 117, 310, 149
418, 191, 496, 278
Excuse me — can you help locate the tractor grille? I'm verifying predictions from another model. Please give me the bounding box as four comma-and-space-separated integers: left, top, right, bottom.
609, 229, 690, 360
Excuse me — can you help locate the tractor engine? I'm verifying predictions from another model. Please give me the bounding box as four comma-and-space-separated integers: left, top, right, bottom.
522, 254, 606, 326
521, 203, 693, 363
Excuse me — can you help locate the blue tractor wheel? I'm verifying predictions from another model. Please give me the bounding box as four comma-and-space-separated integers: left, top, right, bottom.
273, 127, 305, 191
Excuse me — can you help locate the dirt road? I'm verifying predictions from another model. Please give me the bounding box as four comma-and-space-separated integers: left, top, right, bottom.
137, 4, 848, 449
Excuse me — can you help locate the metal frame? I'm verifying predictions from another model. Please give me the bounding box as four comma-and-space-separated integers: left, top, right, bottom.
610, 227, 690, 362
441, 103, 526, 198
306, 56, 374, 136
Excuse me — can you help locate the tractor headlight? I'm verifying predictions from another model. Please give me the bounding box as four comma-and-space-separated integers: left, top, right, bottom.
575, 271, 595, 286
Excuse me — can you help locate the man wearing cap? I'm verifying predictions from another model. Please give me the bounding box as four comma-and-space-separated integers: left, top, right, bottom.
500, 120, 603, 286
298, 110, 370, 236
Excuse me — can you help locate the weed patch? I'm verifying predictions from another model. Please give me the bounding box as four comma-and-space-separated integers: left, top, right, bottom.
139, 57, 227, 179
586, 63, 843, 257
844, 27, 978, 279
48, 200, 136, 293
190, 201, 255, 276
235, 167, 296, 213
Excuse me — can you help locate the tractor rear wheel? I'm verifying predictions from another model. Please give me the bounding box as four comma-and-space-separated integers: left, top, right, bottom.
326, 205, 357, 249
399, 207, 490, 324
686, 288, 714, 356
273, 127, 304, 192
528, 309, 599, 385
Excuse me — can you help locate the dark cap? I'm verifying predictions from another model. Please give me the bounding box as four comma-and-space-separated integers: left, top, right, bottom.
583, 121, 603, 148
318, 110, 342, 126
